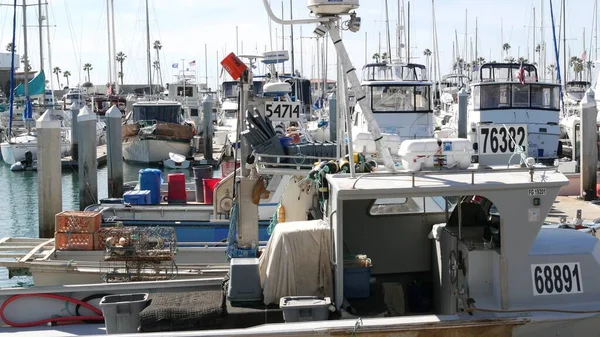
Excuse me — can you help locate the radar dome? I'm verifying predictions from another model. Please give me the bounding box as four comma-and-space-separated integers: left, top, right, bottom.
307, 0, 359, 15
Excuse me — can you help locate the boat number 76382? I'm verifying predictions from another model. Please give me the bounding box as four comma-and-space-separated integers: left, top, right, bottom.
531, 263, 583, 296
478, 124, 527, 155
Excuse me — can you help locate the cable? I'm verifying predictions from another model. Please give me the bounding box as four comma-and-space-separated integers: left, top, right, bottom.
0, 293, 104, 327
467, 304, 600, 315
75, 293, 110, 324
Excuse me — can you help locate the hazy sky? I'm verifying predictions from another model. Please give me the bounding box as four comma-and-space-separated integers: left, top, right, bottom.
0, 0, 595, 88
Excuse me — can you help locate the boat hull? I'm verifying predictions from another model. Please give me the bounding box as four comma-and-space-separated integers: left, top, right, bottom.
123, 138, 191, 164
1, 140, 70, 165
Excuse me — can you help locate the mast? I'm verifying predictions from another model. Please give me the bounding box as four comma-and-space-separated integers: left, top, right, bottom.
562, 0, 566, 84
205, 43, 208, 88
475, 17, 478, 63
44, 1, 54, 104
289, 0, 295, 74
106, 0, 112, 86
596, 0, 598, 63
501, 18, 504, 60
533, 7, 536, 65
38, 0, 43, 106
384, 0, 392, 59
8, 0, 17, 137
464, 9, 467, 66
407, 0, 410, 63
300, 26, 304, 76
396, 0, 403, 60
110, 0, 118, 93
281, 2, 285, 74
145, 0, 152, 95
22, 0, 29, 100
540, 0, 545, 80
365, 31, 368, 64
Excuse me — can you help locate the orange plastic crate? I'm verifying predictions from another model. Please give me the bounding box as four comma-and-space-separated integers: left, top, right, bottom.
55, 211, 101, 233
55, 232, 94, 250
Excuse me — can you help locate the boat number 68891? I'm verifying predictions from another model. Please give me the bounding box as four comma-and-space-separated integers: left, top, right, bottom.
531, 263, 583, 296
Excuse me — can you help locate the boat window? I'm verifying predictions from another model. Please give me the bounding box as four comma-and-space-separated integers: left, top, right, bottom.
177, 86, 194, 97
372, 86, 414, 112
133, 105, 182, 124
369, 196, 456, 215
512, 84, 530, 107
222, 82, 238, 98
531, 85, 560, 109
415, 86, 430, 111
472, 86, 480, 110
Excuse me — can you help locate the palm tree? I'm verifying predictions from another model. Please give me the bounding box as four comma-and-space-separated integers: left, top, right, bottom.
118, 71, 123, 84
372, 53, 380, 63
115, 52, 126, 85
547, 64, 556, 82
83, 63, 93, 82
153, 40, 163, 87
5, 43, 14, 52
453, 58, 465, 74
586, 61, 595, 81
381, 52, 389, 63
21, 55, 31, 72
570, 56, 584, 80
423, 48, 432, 79
63, 70, 71, 88
517, 57, 528, 64
52, 67, 61, 88
477, 57, 486, 65
504, 56, 516, 63
502, 43, 511, 59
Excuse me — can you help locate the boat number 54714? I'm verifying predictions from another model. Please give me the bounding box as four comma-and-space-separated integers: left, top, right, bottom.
531, 263, 583, 296
264, 102, 301, 121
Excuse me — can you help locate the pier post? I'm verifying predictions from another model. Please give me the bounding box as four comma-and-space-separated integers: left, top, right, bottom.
580, 88, 598, 201
37, 110, 62, 238
458, 88, 468, 139
202, 94, 214, 161
77, 106, 98, 210
69, 103, 80, 161
106, 105, 123, 198
328, 92, 337, 143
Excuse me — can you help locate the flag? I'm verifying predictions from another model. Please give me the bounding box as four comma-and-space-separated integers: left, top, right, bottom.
516, 63, 525, 84
189, 60, 196, 66
172, 63, 178, 68
582, 50, 588, 61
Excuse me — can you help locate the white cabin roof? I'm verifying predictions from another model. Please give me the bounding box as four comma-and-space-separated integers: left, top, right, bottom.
132, 100, 182, 107
362, 80, 433, 86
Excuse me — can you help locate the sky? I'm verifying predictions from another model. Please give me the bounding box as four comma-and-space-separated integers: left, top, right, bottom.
0, 0, 596, 89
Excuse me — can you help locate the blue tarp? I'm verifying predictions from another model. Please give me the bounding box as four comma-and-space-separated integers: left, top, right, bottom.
14, 70, 45, 97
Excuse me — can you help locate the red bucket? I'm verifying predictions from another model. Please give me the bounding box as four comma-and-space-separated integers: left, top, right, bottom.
167, 173, 187, 204
220, 52, 248, 80
203, 178, 222, 204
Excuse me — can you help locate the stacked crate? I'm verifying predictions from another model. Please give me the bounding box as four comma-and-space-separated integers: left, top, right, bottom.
54, 211, 101, 250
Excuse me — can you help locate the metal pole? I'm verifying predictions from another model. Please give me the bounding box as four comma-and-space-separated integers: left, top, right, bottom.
44, 1, 54, 105
77, 105, 98, 210
38, 0, 44, 106
458, 88, 468, 138
110, 0, 118, 93
289, 0, 295, 74
580, 89, 598, 201
329, 92, 337, 143
106, 105, 123, 198
22, 0, 30, 131
145, 0, 152, 95
203, 94, 214, 161
106, 0, 112, 85
205, 43, 208, 88
36, 109, 62, 238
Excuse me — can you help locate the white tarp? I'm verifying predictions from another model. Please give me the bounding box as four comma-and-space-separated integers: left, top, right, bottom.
259, 219, 333, 305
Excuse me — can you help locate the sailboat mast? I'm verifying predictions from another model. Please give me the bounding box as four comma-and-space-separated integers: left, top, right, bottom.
22, 0, 29, 99
110, 0, 118, 93
384, 0, 392, 60
145, 0, 152, 95
464, 9, 467, 66
44, 1, 54, 99
106, 0, 112, 86
562, 0, 566, 83
396, 0, 402, 60
289, 0, 295, 74
540, 0, 545, 80
38, 0, 43, 106
407, 0, 410, 63
475, 17, 478, 63
205, 43, 208, 88
533, 7, 536, 65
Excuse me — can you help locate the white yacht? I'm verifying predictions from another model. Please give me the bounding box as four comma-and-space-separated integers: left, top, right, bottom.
61, 88, 85, 110
122, 100, 195, 164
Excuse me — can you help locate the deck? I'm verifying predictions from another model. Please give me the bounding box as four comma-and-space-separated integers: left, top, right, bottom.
546, 196, 600, 223
61, 144, 107, 169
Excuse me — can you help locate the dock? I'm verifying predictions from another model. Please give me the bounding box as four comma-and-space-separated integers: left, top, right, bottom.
61, 144, 107, 169
546, 196, 600, 224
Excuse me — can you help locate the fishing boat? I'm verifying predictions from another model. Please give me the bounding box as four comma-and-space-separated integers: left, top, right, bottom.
122, 100, 195, 164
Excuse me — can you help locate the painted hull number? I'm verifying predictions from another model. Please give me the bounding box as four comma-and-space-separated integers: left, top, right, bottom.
478, 124, 528, 155
531, 263, 583, 296
528, 188, 547, 196
264, 102, 301, 121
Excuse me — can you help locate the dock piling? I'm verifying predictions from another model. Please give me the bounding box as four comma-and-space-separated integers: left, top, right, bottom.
329, 92, 337, 142
37, 109, 62, 238
202, 94, 214, 161
106, 105, 123, 198
458, 88, 468, 139
580, 88, 597, 201
77, 106, 98, 210
69, 103, 80, 162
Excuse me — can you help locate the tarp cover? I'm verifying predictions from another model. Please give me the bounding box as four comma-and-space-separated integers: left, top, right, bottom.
259, 219, 333, 305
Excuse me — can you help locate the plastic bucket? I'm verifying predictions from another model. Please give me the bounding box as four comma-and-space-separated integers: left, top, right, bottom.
221, 160, 240, 178
279, 137, 293, 148
221, 52, 248, 80
193, 165, 213, 202
138, 169, 163, 204
167, 173, 187, 204
203, 178, 222, 204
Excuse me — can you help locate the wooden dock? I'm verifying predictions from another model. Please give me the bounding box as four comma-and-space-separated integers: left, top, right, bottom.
61, 144, 108, 169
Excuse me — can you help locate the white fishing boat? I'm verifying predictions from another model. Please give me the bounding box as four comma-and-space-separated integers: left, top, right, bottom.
162, 152, 191, 169
122, 100, 195, 164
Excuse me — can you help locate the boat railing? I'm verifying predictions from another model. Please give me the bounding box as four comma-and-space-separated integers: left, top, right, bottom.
255, 152, 338, 175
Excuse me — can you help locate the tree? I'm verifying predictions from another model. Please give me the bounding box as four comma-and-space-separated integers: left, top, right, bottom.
5, 43, 15, 52
372, 53, 380, 63
153, 40, 163, 87
381, 52, 389, 63
63, 70, 71, 88
502, 43, 511, 59
477, 57, 486, 65
52, 67, 61, 88
517, 57, 528, 64
115, 52, 126, 86
423, 48, 432, 79
83, 63, 93, 82
118, 71, 123, 84
570, 56, 584, 80
21, 55, 31, 72
547, 64, 556, 82
453, 58, 465, 73
504, 56, 516, 63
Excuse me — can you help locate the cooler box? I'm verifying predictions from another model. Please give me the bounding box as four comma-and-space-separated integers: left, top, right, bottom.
343, 266, 371, 299
398, 138, 473, 172
353, 131, 401, 155
279, 296, 331, 322
123, 190, 151, 205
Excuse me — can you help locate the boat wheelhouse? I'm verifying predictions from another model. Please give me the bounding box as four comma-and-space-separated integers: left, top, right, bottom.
468, 63, 561, 166
564, 80, 590, 104
352, 62, 433, 155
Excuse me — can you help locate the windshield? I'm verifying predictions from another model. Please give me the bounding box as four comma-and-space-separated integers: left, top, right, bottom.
371, 85, 431, 112
133, 105, 182, 123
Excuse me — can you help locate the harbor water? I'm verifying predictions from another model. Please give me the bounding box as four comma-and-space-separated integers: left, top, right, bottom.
0, 163, 198, 287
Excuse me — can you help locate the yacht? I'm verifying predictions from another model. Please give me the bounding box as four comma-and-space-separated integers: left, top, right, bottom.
61, 88, 85, 110
122, 100, 195, 164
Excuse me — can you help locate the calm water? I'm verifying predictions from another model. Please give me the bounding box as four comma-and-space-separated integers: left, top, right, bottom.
0, 162, 194, 286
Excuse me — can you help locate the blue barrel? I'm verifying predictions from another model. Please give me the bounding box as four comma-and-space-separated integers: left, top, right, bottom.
139, 169, 163, 204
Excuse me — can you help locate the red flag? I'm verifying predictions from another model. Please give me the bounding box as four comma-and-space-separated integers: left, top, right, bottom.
516, 63, 525, 84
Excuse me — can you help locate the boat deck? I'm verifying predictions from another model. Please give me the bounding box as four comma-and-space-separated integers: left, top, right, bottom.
61, 144, 107, 169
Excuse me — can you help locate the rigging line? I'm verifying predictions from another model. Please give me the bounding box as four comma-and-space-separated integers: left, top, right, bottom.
151, 0, 166, 87
125, 0, 143, 82
61, 0, 82, 85
0, 4, 10, 46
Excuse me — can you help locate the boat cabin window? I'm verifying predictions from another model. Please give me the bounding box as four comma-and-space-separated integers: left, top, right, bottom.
177, 86, 194, 97
132, 105, 183, 124
362, 63, 426, 82
371, 85, 431, 113
476, 83, 560, 110
369, 196, 456, 215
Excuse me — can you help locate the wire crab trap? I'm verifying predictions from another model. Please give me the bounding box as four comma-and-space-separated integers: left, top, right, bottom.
100, 260, 178, 283
98, 226, 177, 261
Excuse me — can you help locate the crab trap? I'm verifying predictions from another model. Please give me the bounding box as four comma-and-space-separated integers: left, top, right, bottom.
100, 260, 178, 283
97, 226, 177, 261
